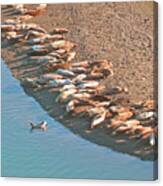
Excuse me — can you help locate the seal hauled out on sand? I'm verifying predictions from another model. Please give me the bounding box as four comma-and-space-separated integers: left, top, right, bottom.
30, 121, 48, 131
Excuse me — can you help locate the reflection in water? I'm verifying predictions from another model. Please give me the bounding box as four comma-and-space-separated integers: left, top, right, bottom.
1, 60, 154, 180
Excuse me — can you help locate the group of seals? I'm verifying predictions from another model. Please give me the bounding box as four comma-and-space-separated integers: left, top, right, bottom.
1, 4, 157, 155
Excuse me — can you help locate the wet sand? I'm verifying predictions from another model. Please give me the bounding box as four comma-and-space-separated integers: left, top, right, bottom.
1, 2, 158, 160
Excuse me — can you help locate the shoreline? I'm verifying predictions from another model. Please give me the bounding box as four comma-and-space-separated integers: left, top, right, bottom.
1, 3, 158, 161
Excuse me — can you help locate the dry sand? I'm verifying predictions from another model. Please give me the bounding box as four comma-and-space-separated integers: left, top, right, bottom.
1, 2, 158, 160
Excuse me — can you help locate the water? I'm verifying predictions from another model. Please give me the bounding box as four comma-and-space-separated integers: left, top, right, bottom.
1, 60, 155, 180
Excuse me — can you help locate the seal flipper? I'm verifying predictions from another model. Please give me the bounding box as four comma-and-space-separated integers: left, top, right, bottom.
30, 122, 35, 129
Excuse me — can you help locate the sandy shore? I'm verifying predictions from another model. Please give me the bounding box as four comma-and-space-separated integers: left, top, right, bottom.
1, 2, 158, 160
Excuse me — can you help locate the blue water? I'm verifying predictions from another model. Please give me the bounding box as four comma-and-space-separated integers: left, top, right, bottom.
1, 60, 155, 180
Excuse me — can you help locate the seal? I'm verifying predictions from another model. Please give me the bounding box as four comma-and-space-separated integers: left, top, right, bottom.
30, 121, 48, 131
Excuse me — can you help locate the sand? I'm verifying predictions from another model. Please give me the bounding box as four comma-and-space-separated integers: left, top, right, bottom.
1, 2, 158, 160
